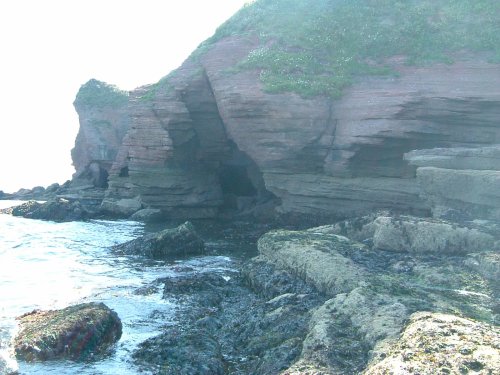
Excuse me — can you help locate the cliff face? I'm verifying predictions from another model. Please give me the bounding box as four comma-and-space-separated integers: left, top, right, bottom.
91, 36, 499, 219
72, 2, 500, 220
72, 79, 130, 189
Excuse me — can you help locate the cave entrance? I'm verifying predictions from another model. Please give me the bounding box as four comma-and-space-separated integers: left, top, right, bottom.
219, 165, 257, 197
218, 142, 270, 211
119, 166, 129, 177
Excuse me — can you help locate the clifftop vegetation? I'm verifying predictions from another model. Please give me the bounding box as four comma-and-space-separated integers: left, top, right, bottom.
201, 0, 500, 97
74, 79, 129, 108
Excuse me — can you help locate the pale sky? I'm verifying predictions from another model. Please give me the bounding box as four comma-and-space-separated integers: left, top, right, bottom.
0, 0, 249, 193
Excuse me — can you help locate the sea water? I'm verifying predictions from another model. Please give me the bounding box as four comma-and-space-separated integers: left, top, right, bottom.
0, 201, 238, 374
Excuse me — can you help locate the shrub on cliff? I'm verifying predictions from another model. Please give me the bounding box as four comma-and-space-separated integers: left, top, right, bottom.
200, 0, 500, 97
74, 78, 129, 108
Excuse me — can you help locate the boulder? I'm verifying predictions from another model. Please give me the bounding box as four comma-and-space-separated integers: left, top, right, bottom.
113, 221, 205, 258
416, 167, 500, 221
129, 208, 163, 223
257, 229, 367, 296
14, 303, 122, 362
325, 214, 496, 254
364, 312, 500, 375
370, 216, 495, 254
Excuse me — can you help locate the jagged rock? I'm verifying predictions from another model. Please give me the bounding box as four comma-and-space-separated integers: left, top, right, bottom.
133, 330, 225, 375
364, 312, 500, 375
1, 198, 91, 222
14, 303, 122, 362
257, 229, 367, 296
243, 257, 318, 299
113, 221, 204, 258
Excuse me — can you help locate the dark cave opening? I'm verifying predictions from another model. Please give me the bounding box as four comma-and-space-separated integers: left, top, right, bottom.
217, 142, 274, 212
119, 166, 129, 177
219, 165, 257, 197
98, 168, 109, 189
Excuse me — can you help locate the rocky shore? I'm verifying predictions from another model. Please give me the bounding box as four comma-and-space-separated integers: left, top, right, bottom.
3, 1, 499, 373
123, 216, 499, 375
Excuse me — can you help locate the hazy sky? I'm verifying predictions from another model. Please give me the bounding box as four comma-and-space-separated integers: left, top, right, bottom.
0, 0, 248, 193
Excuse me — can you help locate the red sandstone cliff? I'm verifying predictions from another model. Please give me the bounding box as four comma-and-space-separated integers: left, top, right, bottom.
72, 36, 500, 221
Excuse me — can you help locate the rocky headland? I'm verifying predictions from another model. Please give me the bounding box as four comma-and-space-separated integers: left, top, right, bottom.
3, 0, 500, 373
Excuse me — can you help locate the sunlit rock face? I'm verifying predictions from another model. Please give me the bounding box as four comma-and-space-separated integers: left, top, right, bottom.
406, 146, 500, 220
73, 37, 500, 219
101, 64, 234, 218
199, 40, 500, 219
72, 79, 130, 189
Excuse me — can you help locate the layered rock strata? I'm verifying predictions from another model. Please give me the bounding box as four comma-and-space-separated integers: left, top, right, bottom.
406, 145, 500, 220
73, 38, 500, 219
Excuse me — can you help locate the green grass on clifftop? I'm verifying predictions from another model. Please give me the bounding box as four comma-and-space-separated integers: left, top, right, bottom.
201, 0, 500, 98
74, 79, 129, 108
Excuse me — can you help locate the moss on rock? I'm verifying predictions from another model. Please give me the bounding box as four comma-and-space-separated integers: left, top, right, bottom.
14, 302, 122, 362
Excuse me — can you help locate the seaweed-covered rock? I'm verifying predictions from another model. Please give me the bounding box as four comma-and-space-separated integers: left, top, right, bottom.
134, 330, 225, 375
14, 303, 122, 362
113, 221, 204, 258
364, 312, 500, 375
257, 229, 367, 296
0, 198, 91, 222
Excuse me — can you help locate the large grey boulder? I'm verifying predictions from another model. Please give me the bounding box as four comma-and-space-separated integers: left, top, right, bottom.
405, 145, 500, 221
370, 216, 495, 254
317, 214, 496, 254
364, 312, 500, 375
257, 229, 367, 296
14, 303, 122, 362
113, 221, 205, 258
417, 167, 500, 221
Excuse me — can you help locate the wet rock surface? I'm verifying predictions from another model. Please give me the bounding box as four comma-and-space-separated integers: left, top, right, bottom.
133, 262, 324, 375
0, 198, 93, 222
14, 303, 122, 362
130, 216, 499, 374
112, 221, 205, 259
